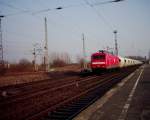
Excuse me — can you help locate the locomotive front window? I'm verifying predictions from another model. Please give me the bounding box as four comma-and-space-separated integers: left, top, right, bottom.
92, 55, 105, 60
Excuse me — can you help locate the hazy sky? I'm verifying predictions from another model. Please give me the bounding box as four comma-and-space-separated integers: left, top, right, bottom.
0, 0, 150, 63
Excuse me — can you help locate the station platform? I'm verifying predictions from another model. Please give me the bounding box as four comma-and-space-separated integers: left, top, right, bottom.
74, 64, 150, 120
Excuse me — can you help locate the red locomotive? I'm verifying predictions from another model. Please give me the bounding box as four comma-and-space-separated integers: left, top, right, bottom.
91, 50, 120, 71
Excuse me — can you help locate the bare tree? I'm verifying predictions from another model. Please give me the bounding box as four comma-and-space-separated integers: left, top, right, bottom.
19, 59, 31, 66
9, 58, 33, 72
50, 52, 72, 67
76, 55, 91, 69
76, 55, 84, 68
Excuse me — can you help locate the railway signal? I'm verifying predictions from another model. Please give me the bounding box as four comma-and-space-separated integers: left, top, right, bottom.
32, 43, 42, 71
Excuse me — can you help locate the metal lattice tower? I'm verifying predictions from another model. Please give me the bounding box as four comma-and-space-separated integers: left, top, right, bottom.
114, 30, 118, 56
0, 16, 4, 64
44, 17, 49, 72
82, 33, 87, 69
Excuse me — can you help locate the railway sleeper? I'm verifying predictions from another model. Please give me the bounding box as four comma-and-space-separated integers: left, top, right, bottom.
66, 103, 86, 108
55, 109, 77, 114
49, 111, 72, 117
51, 106, 81, 113
49, 106, 78, 115
77, 98, 92, 103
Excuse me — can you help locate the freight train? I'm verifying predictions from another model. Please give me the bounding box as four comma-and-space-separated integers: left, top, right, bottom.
91, 50, 142, 72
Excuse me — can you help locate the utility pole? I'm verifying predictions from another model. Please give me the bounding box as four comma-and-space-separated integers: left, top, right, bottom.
32, 47, 36, 71
148, 50, 150, 64
82, 33, 87, 70
0, 15, 4, 66
149, 50, 150, 60
44, 17, 49, 72
32, 47, 38, 71
114, 30, 118, 56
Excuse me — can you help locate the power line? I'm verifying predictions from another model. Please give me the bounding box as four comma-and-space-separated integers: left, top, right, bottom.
0, 0, 125, 17
31, 3, 85, 15
0, 1, 84, 16
0, 1, 38, 18
0, 1, 30, 13
4, 11, 32, 17
31, 8, 52, 15
92, 0, 125, 6
84, 0, 114, 31
0, 1, 45, 23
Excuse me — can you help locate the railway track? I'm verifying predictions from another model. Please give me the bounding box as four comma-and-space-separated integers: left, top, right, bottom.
33, 70, 131, 120
0, 71, 114, 101
0, 71, 79, 97
0, 66, 139, 120
51, 74, 128, 120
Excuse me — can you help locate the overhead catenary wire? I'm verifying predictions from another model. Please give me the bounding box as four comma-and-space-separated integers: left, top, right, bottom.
92, 0, 125, 6
0, 0, 126, 63
0, 0, 123, 18
0, 1, 35, 19
84, 0, 120, 55
0, 0, 120, 42
0, 1, 31, 13
31, 3, 86, 15
84, 0, 115, 31
0, 1, 23, 11
0, 1, 85, 17
0, 1, 41, 19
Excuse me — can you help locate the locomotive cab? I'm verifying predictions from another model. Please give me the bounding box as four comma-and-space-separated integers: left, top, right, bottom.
91, 50, 120, 72
91, 52, 106, 71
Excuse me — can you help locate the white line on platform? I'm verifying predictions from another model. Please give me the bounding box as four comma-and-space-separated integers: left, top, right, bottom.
118, 66, 144, 120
